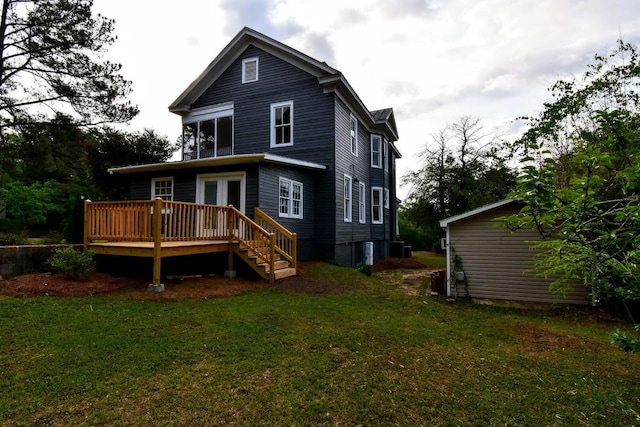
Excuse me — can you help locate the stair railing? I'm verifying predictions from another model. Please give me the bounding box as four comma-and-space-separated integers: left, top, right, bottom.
254, 207, 297, 270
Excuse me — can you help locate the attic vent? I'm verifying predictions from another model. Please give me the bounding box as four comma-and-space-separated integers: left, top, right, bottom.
242, 57, 259, 83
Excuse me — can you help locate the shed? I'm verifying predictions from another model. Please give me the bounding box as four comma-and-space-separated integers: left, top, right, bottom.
439, 200, 590, 305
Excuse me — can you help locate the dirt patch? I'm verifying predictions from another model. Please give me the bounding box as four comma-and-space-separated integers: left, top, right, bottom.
0, 259, 426, 300
373, 257, 428, 272
508, 322, 603, 359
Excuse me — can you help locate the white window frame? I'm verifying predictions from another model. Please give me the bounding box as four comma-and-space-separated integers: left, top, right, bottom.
182, 104, 235, 160
371, 135, 382, 168
350, 114, 358, 156
242, 57, 259, 83
195, 172, 246, 214
344, 174, 353, 222
278, 177, 303, 219
151, 177, 173, 201
358, 181, 366, 224
384, 140, 389, 171
372, 186, 383, 224
384, 188, 390, 209
270, 100, 294, 147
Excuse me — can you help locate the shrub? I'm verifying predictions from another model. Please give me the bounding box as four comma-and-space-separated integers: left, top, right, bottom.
47, 247, 96, 278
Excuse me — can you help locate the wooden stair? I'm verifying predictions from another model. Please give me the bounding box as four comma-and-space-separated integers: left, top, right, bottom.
234, 241, 296, 282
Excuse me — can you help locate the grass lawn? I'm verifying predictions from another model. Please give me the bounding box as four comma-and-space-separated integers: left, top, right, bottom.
1, 262, 639, 425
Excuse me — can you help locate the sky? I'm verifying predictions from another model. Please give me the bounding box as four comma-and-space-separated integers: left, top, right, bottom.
92, 0, 640, 199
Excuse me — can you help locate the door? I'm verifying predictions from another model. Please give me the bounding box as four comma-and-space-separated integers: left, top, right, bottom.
196, 173, 246, 237
199, 175, 244, 211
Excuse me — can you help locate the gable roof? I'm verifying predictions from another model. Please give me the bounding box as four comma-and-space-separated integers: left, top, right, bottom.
169, 27, 399, 143
439, 199, 519, 227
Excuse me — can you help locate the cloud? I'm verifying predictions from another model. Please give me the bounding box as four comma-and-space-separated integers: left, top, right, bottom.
219, 0, 303, 40
383, 80, 420, 97
374, 0, 434, 19
295, 31, 336, 65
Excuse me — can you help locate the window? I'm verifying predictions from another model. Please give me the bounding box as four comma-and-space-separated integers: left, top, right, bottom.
358, 181, 366, 223
384, 188, 390, 209
371, 135, 382, 168
372, 187, 383, 224
242, 57, 259, 83
182, 105, 234, 160
279, 177, 303, 219
350, 114, 358, 156
151, 177, 173, 201
344, 174, 352, 222
271, 101, 293, 147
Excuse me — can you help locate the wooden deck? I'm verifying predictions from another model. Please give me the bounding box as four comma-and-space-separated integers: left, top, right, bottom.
84, 199, 297, 288
88, 240, 231, 257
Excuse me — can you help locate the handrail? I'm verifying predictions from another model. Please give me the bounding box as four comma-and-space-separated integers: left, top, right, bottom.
255, 207, 297, 269
84, 200, 294, 284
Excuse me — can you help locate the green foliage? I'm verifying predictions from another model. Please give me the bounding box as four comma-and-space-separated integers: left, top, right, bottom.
0, 179, 65, 225
398, 215, 434, 251
47, 247, 96, 278
0, 0, 138, 137
508, 40, 640, 319
611, 327, 640, 353
358, 264, 373, 276
402, 116, 516, 248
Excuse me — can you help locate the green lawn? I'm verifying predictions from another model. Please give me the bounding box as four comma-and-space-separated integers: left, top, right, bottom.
1, 263, 639, 425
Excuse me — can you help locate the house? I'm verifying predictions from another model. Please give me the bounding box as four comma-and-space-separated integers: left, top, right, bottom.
108, 27, 401, 269
439, 199, 590, 305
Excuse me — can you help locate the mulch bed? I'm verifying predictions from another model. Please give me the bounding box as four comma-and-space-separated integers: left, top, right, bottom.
0, 257, 429, 300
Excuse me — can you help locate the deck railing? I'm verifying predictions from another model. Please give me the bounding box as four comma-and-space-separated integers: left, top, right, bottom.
255, 207, 297, 270
84, 199, 296, 283
84, 199, 231, 243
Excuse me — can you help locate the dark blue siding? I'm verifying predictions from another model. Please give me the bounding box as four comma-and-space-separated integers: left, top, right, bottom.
256, 163, 318, 260
192, 46, 335, 166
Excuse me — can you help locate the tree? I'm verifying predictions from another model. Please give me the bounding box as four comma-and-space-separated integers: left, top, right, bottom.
0, 0, 138, 168
402, 116, 516, 249
506, 40, 640, 320
87, 127, 178, 200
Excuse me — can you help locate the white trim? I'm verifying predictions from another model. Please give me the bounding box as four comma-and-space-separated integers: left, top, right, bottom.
358, 181, 366, 224
182, 103, 234, 123
384, 188, 390, 209
344, 174, 353, 222
439, 199, 516, 227
195, 172, 246, 214
350, 114, 358, 156
109, 153, 326, 174
371, 134, 382, 168
151, 177, 173, 200
384, 140, 389, 171
278, 177, 303, 219
270, 100, 294, 147
242, 57, 259, 83
445, 226, 451, 297
371, 186, 383, 224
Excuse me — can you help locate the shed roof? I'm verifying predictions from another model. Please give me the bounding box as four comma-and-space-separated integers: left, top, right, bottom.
108, 153, 327, 174
439, 199, 519, 227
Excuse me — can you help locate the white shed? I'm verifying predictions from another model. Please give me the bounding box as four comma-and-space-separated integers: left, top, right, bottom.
439, 200, 590, 305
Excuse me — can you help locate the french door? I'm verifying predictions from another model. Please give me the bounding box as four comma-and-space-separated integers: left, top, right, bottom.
197, 172, 245, 211
196, 173, 246, 237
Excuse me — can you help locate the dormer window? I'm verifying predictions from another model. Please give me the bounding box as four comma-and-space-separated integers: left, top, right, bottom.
242, 57, 259, 83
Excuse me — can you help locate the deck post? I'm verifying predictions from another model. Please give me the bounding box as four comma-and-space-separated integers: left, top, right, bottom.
83, 199, 91, 251
225, 206, 236, 278
291, 232, 297, 270
148, 197, 165, 292
269, 233, 275, 284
